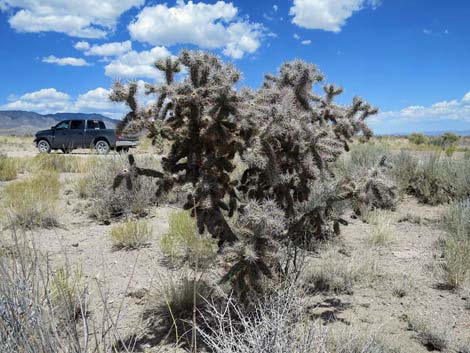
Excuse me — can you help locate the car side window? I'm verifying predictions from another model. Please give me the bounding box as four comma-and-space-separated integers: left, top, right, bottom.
87, 120, 97, 130
70, 120, 84, 130
99, 121, 106, 129
56, 121, 70, 130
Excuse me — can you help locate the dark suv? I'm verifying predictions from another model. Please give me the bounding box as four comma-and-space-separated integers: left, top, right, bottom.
34, 119, 139, 154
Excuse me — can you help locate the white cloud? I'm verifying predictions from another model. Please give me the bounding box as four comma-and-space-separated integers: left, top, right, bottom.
423, 29, 432, 35
290, 0, 381, 32
293, 33, 300, 40
104, 46, 171, 80
301, 39, 312, 45
42, 55, 90, 66
1, 88, 71, 112
273, 5, 279, 12
373, 92, 470, 126
0, 0, 144, 38
79, 41, 132, 57
128, 1, 264, 59
74, 41, 90, 50
0, 87, 128, 119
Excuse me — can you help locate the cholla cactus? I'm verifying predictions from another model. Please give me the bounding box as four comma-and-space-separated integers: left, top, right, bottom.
111, 53, 378, 302
353, 156, 398, 215
112, 50, 243, 245
237, 60, 377, 245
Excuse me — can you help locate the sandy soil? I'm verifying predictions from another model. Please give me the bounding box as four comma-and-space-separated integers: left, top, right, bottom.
1, 143, 469, 352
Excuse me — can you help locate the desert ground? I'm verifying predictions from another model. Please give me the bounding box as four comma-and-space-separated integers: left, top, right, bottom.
0, 135, 469, 353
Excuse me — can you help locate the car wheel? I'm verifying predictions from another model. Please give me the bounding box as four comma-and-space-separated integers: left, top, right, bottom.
95, 140, 110, 155
37, 140, 51, 154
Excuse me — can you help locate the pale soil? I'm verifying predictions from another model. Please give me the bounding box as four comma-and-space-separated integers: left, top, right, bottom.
0, 143, 469, 352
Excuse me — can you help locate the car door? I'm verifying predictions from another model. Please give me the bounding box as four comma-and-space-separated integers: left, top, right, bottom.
68, 120, 86, 148
84, 120, 100, 148
52, 120, 70, 148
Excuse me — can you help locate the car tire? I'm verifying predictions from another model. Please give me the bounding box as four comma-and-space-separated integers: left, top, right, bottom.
95, 140, 110, 155
37, 139, 51, 154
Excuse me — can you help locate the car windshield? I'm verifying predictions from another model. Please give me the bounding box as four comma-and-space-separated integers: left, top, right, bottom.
55, 121, 70, 130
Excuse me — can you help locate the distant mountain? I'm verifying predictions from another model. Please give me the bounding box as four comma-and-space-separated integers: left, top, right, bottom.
0, 110, 119, 135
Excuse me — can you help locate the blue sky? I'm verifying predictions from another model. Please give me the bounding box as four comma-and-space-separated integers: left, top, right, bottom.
0, 0, 469, 134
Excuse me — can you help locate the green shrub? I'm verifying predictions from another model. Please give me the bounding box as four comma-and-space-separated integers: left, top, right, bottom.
445, 145, 457, 157
432, 132, 459, 147
110, 220, 152, 249
409, 133, 428, 145
160, 210, 217, 267
441, 200, 470, 288
0, 154, 17, 181
3, 170, 60, 228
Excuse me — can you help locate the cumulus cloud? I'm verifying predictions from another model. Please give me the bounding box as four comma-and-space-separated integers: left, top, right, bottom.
42, 55, 91, 66
290, 0, 381, 32
0, 88, 71, 112
0, 0, 144, 38
370, 92, 470, 133
74, 41, 90, 50
0, 87, 128, 119
104, 46, 171, 80
128, 1, 264, 59
301, 39, 312, 45
77, 40, 132, 57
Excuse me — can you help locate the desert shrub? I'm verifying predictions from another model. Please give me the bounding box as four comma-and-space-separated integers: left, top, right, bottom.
446, 145, 457, 157
393, 152, 470, 204
0, 230, 126, 352
409, 133, 428, 145
143, 273, 215, 346
440, 200, 470, 288
302, 247, 378, 294
110, 219, 152, 249
432, 132, 460, 147
2, 170, 60, 228
160, 210, 217, 267
406, 315, 449, 351
0, 154, 17, 181
77, 155, 160, 222
200, 284, 398, 353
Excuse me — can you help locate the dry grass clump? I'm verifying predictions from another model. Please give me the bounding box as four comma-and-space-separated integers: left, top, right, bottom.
366, 211, 394, 246
50, 266, 86, 321
2, 170, 60, 228
143, 273, 215, 346
406, 315, 449, 351
0, 154, 17, 181
302, 246, 378, 294
33, 154, 97, 173
160, 210, 217, 267
110, 219, 152, 249
76, 155, 160, 222
391, 274, 413, 298
440, 199, 470, 289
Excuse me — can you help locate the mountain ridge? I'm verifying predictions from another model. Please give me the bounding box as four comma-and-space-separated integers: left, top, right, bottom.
0, 110, 119, 135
